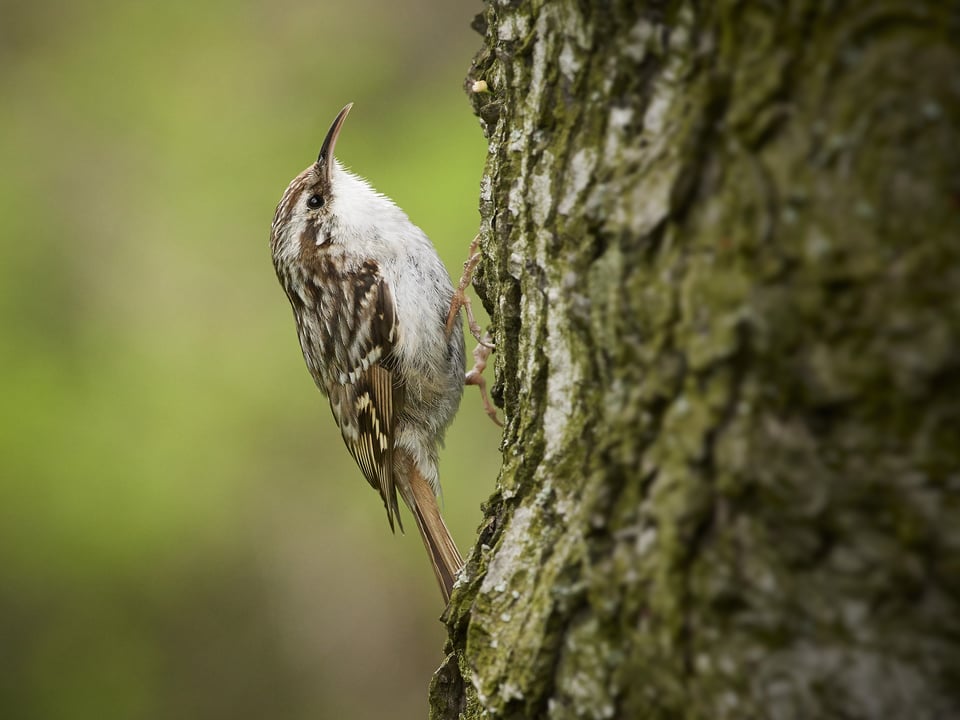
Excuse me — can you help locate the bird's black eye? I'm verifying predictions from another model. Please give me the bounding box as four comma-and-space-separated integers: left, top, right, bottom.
306, 194, 324, 209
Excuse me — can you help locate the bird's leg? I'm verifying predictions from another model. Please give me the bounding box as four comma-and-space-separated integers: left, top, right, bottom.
446, 235, 501, 426
445, 235, 493, 348
466, 332, 502, 427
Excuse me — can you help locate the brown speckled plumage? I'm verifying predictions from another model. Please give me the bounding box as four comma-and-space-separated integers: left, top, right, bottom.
269, 104, 465, 602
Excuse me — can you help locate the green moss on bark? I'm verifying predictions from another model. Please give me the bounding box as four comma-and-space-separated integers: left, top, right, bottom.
433, 1, 960, 718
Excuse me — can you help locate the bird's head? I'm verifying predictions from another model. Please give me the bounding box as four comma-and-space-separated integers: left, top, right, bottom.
270, 103, 355, 265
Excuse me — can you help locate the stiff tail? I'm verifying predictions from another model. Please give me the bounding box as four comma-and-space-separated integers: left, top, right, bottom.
400, 461, 464, 604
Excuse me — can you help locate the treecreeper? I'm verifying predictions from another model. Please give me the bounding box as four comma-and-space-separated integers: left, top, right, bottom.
269, 103, 497, 603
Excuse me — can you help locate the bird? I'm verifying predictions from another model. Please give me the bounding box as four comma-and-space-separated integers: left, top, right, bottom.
269, 103, 468, 602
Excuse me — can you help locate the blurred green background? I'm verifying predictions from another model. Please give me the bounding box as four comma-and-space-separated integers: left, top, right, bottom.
0, 1, 498, 718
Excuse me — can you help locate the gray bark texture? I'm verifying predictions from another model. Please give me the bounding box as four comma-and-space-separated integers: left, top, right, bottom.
430, 2, 960, 719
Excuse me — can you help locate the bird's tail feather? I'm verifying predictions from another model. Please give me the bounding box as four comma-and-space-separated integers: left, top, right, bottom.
400, 461, 464, 604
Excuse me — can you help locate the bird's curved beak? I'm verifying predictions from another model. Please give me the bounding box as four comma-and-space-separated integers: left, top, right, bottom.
317, 103, 353, 183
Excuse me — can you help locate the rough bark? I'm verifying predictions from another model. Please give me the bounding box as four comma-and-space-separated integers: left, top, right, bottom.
432, 2, 960, 718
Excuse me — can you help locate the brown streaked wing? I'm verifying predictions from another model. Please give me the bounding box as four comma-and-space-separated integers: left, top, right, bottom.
326, 273, 404, 531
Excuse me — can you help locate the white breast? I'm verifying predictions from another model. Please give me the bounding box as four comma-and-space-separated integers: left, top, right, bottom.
329, 163, 455, 382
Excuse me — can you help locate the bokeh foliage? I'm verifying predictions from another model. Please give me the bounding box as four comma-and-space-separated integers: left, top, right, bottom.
0, 2, 496, 718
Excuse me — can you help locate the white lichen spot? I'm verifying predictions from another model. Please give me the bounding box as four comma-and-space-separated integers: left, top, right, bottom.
530, 153, 554, 228
508, 175, 526, 217
636, 526, 657, 555
507, 251, 524, 279
500, 612, 513, 622
670, 4, 694, 51
497, 12, 529, 42
520, 289, 543, 396
610, 106, 633, 130
479, 174, 492, 204
624, 18, 655, 61
559, 41, 580, 81
554, 493, 575, 522
493, 581, 507, 593
471, 79, 489, 94
603, 106, 634, 164
643, 91, 671, 136
543, 288, 579, 460
479, 505, 536, 595
526, 12, 549, 112
558, 148, 596, 216
507, 128, 526, 153
500, 683, 524, 702
616, 172, 673, 236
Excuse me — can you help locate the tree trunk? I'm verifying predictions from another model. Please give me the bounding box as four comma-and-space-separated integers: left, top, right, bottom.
431, 2, 960, 718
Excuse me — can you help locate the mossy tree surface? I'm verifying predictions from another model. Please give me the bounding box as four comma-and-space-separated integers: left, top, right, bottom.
431, 2, 960, 718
